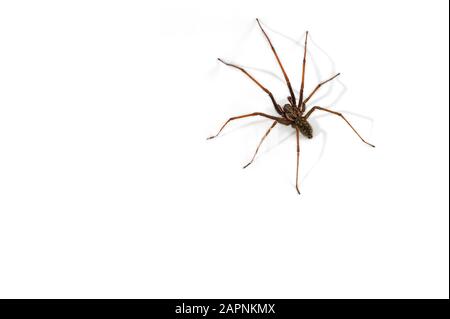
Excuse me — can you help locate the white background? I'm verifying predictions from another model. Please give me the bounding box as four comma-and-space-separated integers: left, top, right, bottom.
0, 0, 448, 298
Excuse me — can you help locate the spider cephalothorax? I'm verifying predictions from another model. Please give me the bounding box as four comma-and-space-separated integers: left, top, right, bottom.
208, 19, 375, 194
283, 103, 313, 138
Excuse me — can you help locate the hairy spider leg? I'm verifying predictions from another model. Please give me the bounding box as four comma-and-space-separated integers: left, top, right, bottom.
243, 120, 278, 168
217, 58, 284, 116
295, 127, 301, 194
305, 106, 375, 147
303, 73, 340, 106
207, 112, 288, 140
298, 31, 309, 111
256, 18, 297, 106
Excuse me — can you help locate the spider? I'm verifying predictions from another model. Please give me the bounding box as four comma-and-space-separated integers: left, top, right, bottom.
207, 19, 375, 194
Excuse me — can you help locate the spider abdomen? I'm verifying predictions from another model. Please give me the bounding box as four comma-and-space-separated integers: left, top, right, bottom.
295, 118, 313, 139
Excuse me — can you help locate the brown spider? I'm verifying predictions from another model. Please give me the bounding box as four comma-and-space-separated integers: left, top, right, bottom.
208, 19, 375, 194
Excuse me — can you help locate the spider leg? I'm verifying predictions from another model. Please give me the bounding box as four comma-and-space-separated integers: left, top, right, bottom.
305, 106, 375, 147
256, 19, 297, 106
218, 58, 284, 115
298, 31, 309, 111
207, 112, 288, 140
243, 120, 278, 169
303, 73, 340, 105
295, 127, 301, 195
